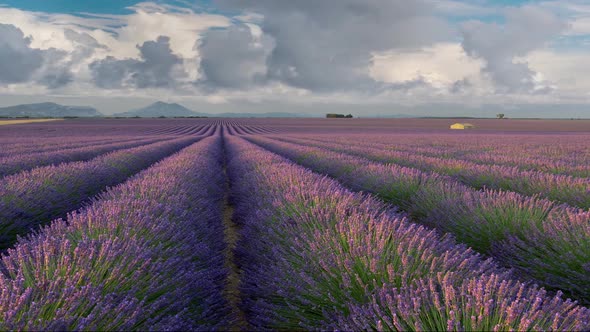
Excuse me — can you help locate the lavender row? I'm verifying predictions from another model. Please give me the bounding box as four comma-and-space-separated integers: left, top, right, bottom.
0, 136, 200, 250
275, 136, 590, 209
0, 136, 135, 157
226, 135, 589, 330
0, 123, 211, 158
0, 137, 169, 178
310, 133, 590, 177
0, 135, 229, 330
293, 134, 590, 177
248, 136, 590, 304
334, 273, 588, 331
295, 135, 590, 177
447, 146, 590, 178
0, 119, 213, 143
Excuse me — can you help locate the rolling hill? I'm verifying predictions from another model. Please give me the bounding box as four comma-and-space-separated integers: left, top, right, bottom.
0, 102, 102, 118
113, 102, 200, 117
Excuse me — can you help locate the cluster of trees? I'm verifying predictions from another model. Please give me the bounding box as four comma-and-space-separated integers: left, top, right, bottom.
326, 113, 353, 118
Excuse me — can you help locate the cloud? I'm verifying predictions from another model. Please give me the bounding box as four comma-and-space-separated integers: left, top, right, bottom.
206, 0, 453, 92
64, 29, 106, 52
537, 0, 590, 35
0, 3, 230, 92
433, 0, 499, 17
36, 48, 74, 89
526, 48, 590, 100
34, 29, 109, 89
461, 5, 567, 92
198, 24, 273, 89
0, 0, 589, 114
89, 36, 184, 89
370, 43, 484, 91
0, 24, 44, 84
0, 23, 76, 89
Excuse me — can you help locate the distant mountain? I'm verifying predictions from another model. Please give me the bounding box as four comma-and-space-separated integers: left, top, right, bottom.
0, 102, 102, 118
113, 101, 200, 117
113, 102, 309, 118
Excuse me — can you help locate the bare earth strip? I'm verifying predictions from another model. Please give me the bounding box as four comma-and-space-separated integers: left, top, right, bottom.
222, 143, 249, 331
0, 119, 63, 126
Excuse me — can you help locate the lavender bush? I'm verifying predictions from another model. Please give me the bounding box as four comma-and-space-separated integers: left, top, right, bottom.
248, 135, 590, 304
0, 135, 229, 330
0, 136, 200, 250
0, 137, 167, 178
284, 133, 590, 177
0, 136, 129, 157
226, 134, 589, 330
274, 136, 590, 209
335, 273, 588, 331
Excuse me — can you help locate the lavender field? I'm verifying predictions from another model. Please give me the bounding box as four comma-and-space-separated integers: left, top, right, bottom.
0, 118, 589, 330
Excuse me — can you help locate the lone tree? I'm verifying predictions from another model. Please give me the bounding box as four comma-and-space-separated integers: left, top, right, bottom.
497, 113, 505, 119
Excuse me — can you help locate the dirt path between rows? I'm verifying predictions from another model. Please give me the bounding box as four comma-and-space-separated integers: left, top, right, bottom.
221, 135, 249, 330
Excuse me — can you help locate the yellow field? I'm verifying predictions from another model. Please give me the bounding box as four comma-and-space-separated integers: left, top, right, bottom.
0, 119, 63, 126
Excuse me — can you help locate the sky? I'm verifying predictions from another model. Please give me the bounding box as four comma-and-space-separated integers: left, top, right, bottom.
0, 0, 589, 117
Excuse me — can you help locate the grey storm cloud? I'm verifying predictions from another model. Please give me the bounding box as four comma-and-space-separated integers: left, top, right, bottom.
90, 36, 183, 89
461, 6, 567, 93
36, 29, 109, 89
198, 24, 272, 89
65, 29, 105, 50
200, 0, 452, 92
36, 48, 74, 89
0, 24, 94, 89
65, 29, 107, 63
0, 23, 44, 84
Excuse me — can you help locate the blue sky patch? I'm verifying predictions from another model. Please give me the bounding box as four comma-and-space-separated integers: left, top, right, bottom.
0, 0, 143, 14
0, 0, 217, 14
